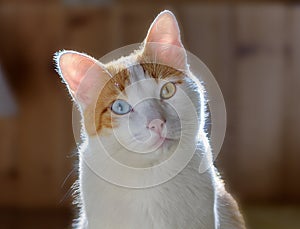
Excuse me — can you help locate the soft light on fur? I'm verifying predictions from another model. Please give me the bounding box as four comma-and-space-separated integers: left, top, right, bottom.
55, 10, 246, 229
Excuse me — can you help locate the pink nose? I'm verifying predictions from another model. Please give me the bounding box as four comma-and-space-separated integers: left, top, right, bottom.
147, 119, 165, 134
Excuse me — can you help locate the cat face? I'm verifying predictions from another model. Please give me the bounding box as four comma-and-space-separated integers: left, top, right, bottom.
55, 11, 203, 168
97, 63, 200, 166
107, 65, 183, 154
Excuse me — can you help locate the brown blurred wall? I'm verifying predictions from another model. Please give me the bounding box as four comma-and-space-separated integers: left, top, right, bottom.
0, 2, 299, 209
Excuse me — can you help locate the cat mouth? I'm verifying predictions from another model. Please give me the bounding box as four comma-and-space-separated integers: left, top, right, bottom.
129, 132, 180, 153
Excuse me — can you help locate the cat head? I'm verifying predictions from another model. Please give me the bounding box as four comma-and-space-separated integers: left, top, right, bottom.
55, 11, 205, 169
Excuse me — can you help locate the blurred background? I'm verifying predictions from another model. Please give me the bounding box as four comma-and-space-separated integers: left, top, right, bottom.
0, 1, 299, 229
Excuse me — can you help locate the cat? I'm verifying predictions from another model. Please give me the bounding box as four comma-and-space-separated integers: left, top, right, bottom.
55, 10, 246, 229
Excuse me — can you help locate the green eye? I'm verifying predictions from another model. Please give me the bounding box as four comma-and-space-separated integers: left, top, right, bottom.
160, 82, 176, 99
111, 99, 132, 115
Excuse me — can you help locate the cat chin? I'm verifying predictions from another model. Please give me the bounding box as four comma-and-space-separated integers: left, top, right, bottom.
85, 135, 182, 168
135, 136, 178, 154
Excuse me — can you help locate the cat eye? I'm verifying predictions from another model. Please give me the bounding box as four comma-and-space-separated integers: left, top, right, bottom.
160, 82, 176, 99
111, 99, 132, 115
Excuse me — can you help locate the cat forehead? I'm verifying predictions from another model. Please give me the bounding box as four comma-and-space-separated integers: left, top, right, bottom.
106, 57, 185, 88
128, 64, 148, 83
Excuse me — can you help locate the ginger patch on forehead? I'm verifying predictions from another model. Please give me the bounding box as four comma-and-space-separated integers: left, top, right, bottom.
140, 62, 185, 82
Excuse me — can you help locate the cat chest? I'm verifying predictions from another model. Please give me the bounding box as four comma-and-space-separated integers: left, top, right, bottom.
81, 169, 215, 228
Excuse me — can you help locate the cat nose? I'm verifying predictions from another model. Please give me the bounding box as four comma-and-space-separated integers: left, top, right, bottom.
147, 119, 166, 134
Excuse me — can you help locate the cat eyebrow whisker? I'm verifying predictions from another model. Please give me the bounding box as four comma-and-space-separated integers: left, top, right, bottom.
61, 167, 77, 189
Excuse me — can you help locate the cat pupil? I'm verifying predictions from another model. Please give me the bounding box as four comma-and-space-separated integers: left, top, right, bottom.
118, 103, 123, 111
165, 86, 169, 94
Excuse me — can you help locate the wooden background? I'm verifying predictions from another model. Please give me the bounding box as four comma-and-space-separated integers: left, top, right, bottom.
0, 2, 299, 211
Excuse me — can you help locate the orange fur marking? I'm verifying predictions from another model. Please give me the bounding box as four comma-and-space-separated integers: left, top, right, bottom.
84, 60, 186, 136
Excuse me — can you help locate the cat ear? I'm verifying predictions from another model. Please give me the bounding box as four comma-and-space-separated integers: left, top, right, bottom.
143, 10, 187, 70
55, 50, 111, 108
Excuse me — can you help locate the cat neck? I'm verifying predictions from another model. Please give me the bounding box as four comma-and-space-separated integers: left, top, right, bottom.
77, 136, 218, 229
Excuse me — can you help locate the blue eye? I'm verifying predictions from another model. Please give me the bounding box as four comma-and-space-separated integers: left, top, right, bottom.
111, 99, 132, 115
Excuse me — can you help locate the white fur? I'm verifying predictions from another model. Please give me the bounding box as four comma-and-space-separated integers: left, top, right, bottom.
71, 55, 222, 228
57, 10, 245, 229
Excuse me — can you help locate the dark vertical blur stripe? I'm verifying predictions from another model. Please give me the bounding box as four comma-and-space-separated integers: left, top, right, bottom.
0, 65, 18, 117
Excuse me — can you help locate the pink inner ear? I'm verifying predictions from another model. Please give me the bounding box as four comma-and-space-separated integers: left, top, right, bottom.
146, 11, 182, 48
59, 52, 97, 94
143, 11, 187, 70
57, 51, 111, 106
